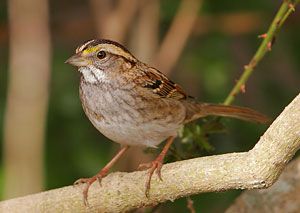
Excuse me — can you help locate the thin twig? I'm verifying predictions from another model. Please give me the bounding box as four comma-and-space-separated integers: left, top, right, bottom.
187, 196, 196, 213
223, 0, 299, 105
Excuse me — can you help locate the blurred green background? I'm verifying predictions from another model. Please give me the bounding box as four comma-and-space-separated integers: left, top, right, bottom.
0, 0, 299, 212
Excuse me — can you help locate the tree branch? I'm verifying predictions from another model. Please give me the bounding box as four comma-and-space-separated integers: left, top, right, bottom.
153, 0, 202, 75
226, 155, 300, 213
4, 0, 51, 198
89, 0, 139, 42
0, 93, 299, 212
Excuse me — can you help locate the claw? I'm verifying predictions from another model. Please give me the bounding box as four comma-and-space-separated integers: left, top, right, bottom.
73, 171, 107, 205
156, 162, 163, 181
74, 178, 89, 186
82, 182, 92, 206
73, 177, 96, 205
140, 160, 164, 197
73, 146, 129, 206
141, 136, 175, 198
97, 177, 103, 187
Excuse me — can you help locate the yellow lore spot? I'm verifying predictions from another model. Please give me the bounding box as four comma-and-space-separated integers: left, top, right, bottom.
82, 46, 100, 55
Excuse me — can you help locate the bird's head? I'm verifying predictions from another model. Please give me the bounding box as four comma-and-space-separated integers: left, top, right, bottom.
66, 39, 137, 83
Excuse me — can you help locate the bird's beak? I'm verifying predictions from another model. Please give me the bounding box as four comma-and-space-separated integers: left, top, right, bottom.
65, 54, 90, 67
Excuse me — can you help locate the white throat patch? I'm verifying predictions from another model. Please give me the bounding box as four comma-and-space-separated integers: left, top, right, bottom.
79, 66, 108, 83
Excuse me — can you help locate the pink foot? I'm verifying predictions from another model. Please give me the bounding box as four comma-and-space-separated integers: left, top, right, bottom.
74, 168, 108, 205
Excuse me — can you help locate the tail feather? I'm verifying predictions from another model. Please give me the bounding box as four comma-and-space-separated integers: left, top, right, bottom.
184, 102, 269, 124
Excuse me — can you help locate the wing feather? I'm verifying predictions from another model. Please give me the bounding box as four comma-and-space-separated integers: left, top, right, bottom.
134, 66, 188, 100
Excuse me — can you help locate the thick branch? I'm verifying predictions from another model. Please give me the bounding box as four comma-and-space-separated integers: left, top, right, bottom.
226, 155, 300, 213
0, 93, 299, 212
4, 0, 50, 198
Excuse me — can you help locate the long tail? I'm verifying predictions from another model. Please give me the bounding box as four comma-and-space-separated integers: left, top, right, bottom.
184, 102, 269, 124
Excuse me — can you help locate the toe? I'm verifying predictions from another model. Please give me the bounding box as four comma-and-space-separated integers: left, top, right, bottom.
156, 162, 163, 181
82, 183, 92, 206
97, 176, 103, 186
74, 178, 88, 185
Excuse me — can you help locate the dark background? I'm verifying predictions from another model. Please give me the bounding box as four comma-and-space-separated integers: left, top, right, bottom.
0, 0, 299, 212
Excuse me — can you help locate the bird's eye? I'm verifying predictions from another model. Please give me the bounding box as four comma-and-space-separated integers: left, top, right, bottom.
97, 51, 106, 59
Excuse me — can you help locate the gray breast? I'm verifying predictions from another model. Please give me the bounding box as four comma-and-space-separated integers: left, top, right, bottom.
79, 81, 186, 147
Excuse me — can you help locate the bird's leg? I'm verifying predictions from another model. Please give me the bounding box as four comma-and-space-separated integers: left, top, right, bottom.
74, 145, 129, 205
138, 136, 175, 197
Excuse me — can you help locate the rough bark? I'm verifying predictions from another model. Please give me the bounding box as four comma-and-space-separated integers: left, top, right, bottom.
226, 155, 300, 213
0, 93, 299, 212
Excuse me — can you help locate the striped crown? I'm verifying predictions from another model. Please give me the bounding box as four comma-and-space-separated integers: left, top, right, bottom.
75, 39, 137, 63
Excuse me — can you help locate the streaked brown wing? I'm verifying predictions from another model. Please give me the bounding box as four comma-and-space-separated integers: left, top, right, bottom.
135, 67, 188, 100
